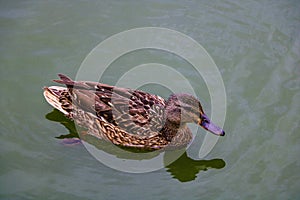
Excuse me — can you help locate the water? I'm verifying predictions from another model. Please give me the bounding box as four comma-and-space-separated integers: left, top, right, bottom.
1, 0, 299, 199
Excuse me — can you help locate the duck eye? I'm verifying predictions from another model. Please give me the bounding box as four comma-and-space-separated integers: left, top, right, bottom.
182, 106, 192, 111
182, 106, 198, 114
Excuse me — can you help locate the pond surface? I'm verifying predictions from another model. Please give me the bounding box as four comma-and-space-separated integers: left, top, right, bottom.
1, 0, 299, 199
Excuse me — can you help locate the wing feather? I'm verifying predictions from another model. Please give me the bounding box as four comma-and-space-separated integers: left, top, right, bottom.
54, 74, 166, 138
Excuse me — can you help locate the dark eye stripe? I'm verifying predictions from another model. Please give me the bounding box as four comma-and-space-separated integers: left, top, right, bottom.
181, 106, 199, 115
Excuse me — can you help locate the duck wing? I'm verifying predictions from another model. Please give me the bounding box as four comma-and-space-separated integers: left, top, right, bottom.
54, 74, 166, 138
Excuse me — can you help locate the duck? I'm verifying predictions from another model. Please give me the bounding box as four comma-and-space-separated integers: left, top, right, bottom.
43, 74, 225, 150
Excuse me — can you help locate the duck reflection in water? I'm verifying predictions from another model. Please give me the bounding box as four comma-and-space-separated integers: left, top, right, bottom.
45, 109, 226, 182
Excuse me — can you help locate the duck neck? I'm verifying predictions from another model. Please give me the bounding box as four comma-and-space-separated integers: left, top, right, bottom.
161, 120, 185, 141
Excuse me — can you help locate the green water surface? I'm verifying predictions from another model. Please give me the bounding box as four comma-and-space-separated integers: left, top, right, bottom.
0, 0, 299, 199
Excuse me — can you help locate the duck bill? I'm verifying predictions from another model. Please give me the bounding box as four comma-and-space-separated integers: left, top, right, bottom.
198, 115, 225, 136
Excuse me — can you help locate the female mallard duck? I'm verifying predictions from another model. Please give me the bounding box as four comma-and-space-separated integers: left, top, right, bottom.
43, 74, 224, 150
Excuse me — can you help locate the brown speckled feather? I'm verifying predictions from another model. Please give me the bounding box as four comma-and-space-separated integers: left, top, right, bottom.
53, 74, 166, 138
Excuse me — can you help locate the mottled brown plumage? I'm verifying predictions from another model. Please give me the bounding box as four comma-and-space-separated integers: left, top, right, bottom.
43, 74, 224, 150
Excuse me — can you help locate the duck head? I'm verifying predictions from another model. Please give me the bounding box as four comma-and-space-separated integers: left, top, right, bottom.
165, 94, 225, 136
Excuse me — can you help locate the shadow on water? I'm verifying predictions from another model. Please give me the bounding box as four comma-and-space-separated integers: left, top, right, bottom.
46, 109, 79, 139
45, 109, 226, 182
165, 152, 225, 182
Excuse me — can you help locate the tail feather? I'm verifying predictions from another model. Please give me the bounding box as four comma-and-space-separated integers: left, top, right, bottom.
43, 86, 70, 115
53, 74, 75, 87
53, 74, 91, 89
